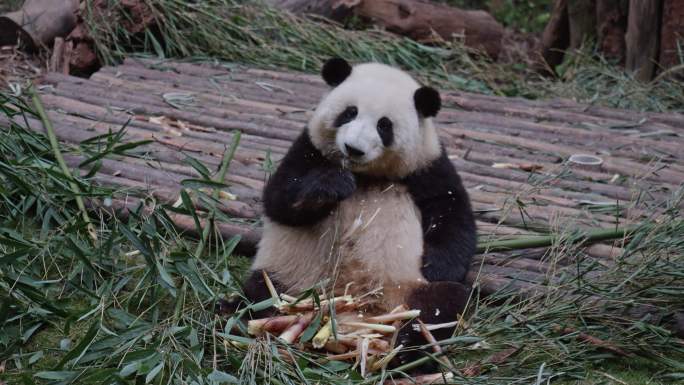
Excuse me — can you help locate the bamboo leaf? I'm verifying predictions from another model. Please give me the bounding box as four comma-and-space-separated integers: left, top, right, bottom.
54, 320, 100, 369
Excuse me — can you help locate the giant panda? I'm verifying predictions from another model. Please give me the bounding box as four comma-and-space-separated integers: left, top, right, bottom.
226, 57, 477, 366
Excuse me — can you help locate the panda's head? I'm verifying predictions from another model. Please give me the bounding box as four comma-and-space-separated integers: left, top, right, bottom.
308, 58, 442, 178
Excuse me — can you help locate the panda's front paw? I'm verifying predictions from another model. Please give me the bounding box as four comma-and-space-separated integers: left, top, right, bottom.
295, 168, 356, 208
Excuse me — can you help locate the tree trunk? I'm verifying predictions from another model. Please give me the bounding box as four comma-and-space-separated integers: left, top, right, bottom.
567, 0, 596, 48
625, 0, 663, 81
659, 0, 684, 71
540, 0, 569, 71
596, 0, 628, 63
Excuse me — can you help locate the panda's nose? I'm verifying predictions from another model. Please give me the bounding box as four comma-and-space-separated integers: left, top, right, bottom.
345, 143, 365, 157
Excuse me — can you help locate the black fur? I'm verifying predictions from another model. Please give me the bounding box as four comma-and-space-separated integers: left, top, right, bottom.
334, 106, 358, 127
403, 149, 477, 283
413, 86, 441, 118
262, 130, 356, 227
390, 149, 475, 372
395, 282, 470, 371
376, 117, 394, 146
322, 57, 352, 87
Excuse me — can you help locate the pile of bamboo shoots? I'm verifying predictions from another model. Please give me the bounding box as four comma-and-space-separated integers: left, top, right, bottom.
245, 273, 454, 378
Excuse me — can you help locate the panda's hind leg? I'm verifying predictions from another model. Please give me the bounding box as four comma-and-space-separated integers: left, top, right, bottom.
394, 281, 471, 373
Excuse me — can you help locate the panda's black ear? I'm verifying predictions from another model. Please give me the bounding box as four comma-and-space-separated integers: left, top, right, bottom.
322, 58, 352, 87
414, 86, 441, 118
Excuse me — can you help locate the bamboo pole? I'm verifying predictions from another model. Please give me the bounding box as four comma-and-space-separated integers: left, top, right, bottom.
476, 225, 640, 253
30, 88, 98, 242
195, 131, 242, 257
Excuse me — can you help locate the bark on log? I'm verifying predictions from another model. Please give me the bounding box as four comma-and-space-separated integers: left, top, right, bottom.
625, 0, 663, 81
353, 0, 504, 59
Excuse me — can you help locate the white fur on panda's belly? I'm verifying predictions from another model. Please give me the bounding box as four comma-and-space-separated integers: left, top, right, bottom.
252, 184, 427, 306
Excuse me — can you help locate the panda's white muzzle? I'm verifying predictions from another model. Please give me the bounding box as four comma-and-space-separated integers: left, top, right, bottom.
336, 120, 382, 165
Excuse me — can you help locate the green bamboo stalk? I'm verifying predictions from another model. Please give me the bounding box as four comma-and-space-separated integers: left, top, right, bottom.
476, 225, 641, 253
30, 88, 97, 242
194, 131, 242, 258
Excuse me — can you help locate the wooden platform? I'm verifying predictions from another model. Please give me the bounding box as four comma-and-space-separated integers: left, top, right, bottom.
25, 58, 684, 295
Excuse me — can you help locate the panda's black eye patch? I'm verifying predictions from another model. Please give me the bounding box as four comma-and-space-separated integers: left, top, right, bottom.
377, 117, 394, 146
334, 106, 358, 127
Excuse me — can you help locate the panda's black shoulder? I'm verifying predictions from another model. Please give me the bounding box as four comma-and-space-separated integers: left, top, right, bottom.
402, 148, 464, 197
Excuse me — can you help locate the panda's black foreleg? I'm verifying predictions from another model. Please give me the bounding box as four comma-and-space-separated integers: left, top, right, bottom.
216, 269, 285, 320
403, 150, 477, 284
394, 281, 471, 373
263, 130, 356, 227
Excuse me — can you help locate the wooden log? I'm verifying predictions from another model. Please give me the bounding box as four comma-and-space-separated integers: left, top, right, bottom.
469, 189, 631, 228
466, 269, 545, 297
104, 63, 682, 162
37, 83, 294, 152
61, 74, 305, 132
72, 65, 680, 178
445, 126, 684, 183
45, 86, 298, 142
53, 68, 675, 173
625, 0, 663, 81
474, 255, 553, 274
17, 109, 271, 198
443, 94, 683, 152
454, 145, 666, 198
456, 166, 639, 203
96, 63, 684, 143
39, 104, 278, 174
352, 0, 504, 59
96, 197, 261, 255
88, 172, 258, 219
443, 90, 684, 129
92, 64, 317, 111
440, 100, 682, 159
123, 57, 684, 130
